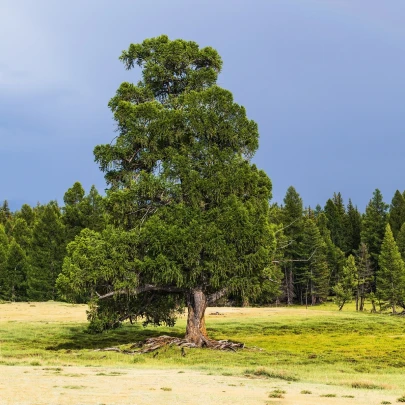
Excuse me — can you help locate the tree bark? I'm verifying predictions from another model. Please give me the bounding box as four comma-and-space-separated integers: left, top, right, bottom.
185, 288, 209, 347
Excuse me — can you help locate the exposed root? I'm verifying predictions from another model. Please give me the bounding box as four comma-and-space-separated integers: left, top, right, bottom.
94, 335, 244, 354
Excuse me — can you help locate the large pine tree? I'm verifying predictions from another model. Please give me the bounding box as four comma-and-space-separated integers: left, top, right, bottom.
57, 36, 279, 345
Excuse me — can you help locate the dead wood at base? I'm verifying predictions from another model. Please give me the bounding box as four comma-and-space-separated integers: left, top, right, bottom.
94, 335, 244, 354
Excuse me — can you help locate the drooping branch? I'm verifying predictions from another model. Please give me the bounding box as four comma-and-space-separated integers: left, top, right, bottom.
207, 288, 228, 305
96, 284, 185, 300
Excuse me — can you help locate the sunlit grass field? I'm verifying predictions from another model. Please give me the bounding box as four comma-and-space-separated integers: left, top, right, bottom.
1, 301, 405, 391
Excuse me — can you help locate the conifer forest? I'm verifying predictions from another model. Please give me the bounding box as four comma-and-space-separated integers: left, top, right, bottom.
1, 184, 405, 314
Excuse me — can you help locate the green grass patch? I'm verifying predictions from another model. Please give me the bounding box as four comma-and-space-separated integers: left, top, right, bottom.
1, 301, 405, 389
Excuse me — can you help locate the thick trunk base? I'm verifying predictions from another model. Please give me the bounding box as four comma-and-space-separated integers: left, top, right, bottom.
185, 289, 209, 347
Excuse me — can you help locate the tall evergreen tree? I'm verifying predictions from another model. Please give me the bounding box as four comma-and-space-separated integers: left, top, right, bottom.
280, 186, 304, 305
397, 222, 405, 261
11, 218, 32, 252
333, 254, 356, 310
377, 224, 405, 313
0, 224, 9, 299
313, 204, 323, 218
28, 202, 66, 301
324, 193, 346, 252
361, 189, 388, 284
16, 204, 35, 227
297, 217, 329, 305
344, 199, 362, 255
0, 200, 13, 234
316, 212, 345, 287
81, 185, 106, 232
63, 182, 86, 242
4, 239, 29, 301
389, 190, 405, 239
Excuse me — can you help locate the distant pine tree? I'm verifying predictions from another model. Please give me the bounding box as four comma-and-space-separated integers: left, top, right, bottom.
0, 224, 9, 300
4, 239, 29, 301
344, 199, 361, 255
377, 224, 405, 313
324, 193, 346, 252
397, 222, 405, 261
316, 213, 345, 288
298, 218, 329, 306
333, 255, 356, 310
361, 189, 388, 286
389, 190, 405, 239
355, 243, 373, 311
27, 202, 66, 301
281, 186, 304, 305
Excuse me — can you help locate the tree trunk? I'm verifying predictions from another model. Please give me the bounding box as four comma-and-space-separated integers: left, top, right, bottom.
185, 288, 209, 347
359, 296, 365, 311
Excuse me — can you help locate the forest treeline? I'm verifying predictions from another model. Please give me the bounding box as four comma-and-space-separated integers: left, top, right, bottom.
1, 182, 405, 312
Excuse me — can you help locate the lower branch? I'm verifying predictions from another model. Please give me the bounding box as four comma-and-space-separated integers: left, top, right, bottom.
96, 284, 185, 300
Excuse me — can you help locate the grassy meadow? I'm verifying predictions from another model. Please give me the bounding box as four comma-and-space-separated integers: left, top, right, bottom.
1, 301, 405, 391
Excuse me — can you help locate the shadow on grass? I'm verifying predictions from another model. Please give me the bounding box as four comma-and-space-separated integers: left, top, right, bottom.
49, 324, 184, 351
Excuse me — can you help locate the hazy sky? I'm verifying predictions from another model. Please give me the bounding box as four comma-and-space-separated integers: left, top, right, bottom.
1, 0, 405, 211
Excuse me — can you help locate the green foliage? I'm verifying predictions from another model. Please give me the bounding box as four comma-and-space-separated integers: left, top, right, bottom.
389, 190, 405, 239
15, 204, 36, 226
333, 255, 356, 310
3, 239, 29, 301
0, 200, 13, 234
396, 222, 405, 261
324, 192, 347, 252
28, 202, 66, 301
280, 186, 304, 304
0, 224, 9, 299
355, 243, 373, 311
345, 199, 362, 254
377, 224, 405, 313
296, 217, 329, 305
63, 182, 106, 243
317, 212, 345, 289
361, 189, 388, 279
59, 36, 277, 334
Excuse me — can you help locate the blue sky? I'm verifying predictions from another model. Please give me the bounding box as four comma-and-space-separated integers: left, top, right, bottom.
1, 1, 405, 211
